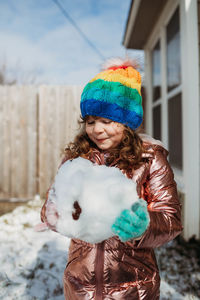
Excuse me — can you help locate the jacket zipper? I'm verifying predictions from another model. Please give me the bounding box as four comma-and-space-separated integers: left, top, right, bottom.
95, 241, 105, 300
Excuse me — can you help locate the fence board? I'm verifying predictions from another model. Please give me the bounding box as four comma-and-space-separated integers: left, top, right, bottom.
0, 86, 10, 198
0, 86, 38, 199
38, 85, 82, 197
0, 85, 83, 200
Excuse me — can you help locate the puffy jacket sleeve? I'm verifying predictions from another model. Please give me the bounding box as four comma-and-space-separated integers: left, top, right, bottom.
136, 146, 183, 248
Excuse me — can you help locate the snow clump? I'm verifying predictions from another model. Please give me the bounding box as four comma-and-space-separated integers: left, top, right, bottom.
46, 157, 139, 244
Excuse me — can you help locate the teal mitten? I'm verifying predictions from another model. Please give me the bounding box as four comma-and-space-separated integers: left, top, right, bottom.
111, 199, 150, 242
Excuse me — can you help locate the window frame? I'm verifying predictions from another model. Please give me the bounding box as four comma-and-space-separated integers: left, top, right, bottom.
148, 2, 183, 177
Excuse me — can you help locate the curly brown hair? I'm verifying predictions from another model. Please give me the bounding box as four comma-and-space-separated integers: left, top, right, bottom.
64, 117, 147, 173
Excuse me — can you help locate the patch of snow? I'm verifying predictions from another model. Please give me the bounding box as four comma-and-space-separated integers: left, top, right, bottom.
0, 198, 69, 300
0, 197, 199, 299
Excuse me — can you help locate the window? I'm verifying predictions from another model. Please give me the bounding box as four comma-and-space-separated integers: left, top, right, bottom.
167, 8, 181, 91
168, 93, 182, 169
153, 105, 161, 140
152, 41, 161, 101
150, 6, 183, 170
152, 40, 161, 140
167, 7, 182, 170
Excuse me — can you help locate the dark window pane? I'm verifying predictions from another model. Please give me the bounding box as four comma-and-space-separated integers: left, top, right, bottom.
153, 105, 161, 140
167, 7, 181, 91
152, 41, 161, 101
168, 93, 182, 169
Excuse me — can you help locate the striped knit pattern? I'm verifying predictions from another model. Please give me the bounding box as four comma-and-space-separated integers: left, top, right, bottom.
80, 65, 143, 129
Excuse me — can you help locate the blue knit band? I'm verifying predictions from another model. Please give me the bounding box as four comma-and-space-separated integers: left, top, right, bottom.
81, 99, 143, 130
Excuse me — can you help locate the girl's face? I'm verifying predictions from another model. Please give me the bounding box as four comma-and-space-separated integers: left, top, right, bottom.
85, 116, 124, 150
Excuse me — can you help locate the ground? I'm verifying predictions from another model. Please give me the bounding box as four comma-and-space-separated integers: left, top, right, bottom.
0, 197, 199, 300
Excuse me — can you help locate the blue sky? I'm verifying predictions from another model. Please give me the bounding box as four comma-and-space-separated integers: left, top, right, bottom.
0, 0, 142, 85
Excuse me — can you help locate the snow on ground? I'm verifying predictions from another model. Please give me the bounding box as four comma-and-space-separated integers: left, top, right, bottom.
0, 197, 199, 300
0, 197, 69, 300
155, 239, 200, 300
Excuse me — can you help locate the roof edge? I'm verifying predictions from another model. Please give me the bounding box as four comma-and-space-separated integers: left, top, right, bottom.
123, 0, 142, 48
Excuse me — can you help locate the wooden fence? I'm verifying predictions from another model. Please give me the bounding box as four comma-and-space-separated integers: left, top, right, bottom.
0, 85, 83, 200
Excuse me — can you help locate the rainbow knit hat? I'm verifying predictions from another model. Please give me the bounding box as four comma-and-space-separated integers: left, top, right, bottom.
80, 58, 143, 130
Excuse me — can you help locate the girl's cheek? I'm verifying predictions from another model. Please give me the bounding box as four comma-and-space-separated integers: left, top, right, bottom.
110, 123, 120, 130
113, 123, 124, 133
86, 127, 92, 135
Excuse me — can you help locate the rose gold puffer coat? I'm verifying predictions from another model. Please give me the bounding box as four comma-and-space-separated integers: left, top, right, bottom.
41, 137, 183, 300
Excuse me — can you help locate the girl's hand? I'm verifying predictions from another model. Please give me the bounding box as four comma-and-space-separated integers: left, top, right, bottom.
36, 202, 58, 232
40, 187, 58, 230
40, 201, 47, 223
45, 202, 59, 230
40, 188, 51, 223
111, 199, 150, 242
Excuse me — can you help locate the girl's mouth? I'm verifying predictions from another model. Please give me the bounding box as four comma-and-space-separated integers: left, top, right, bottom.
96, 138, 107, 142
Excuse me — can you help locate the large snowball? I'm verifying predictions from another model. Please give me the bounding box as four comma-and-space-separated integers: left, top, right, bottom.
47, 157, 139, 244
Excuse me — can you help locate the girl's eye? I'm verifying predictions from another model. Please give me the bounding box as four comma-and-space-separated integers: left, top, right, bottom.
102, 120, 112, 124
86, 121, 95, 125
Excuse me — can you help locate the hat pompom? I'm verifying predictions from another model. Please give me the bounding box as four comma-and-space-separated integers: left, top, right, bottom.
102, 57, 139, 71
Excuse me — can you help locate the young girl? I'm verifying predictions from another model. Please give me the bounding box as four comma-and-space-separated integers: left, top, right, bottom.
41, 58, 182, 299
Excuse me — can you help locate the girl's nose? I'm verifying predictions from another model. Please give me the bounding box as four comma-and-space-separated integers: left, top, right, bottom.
93, 121, 104, 133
